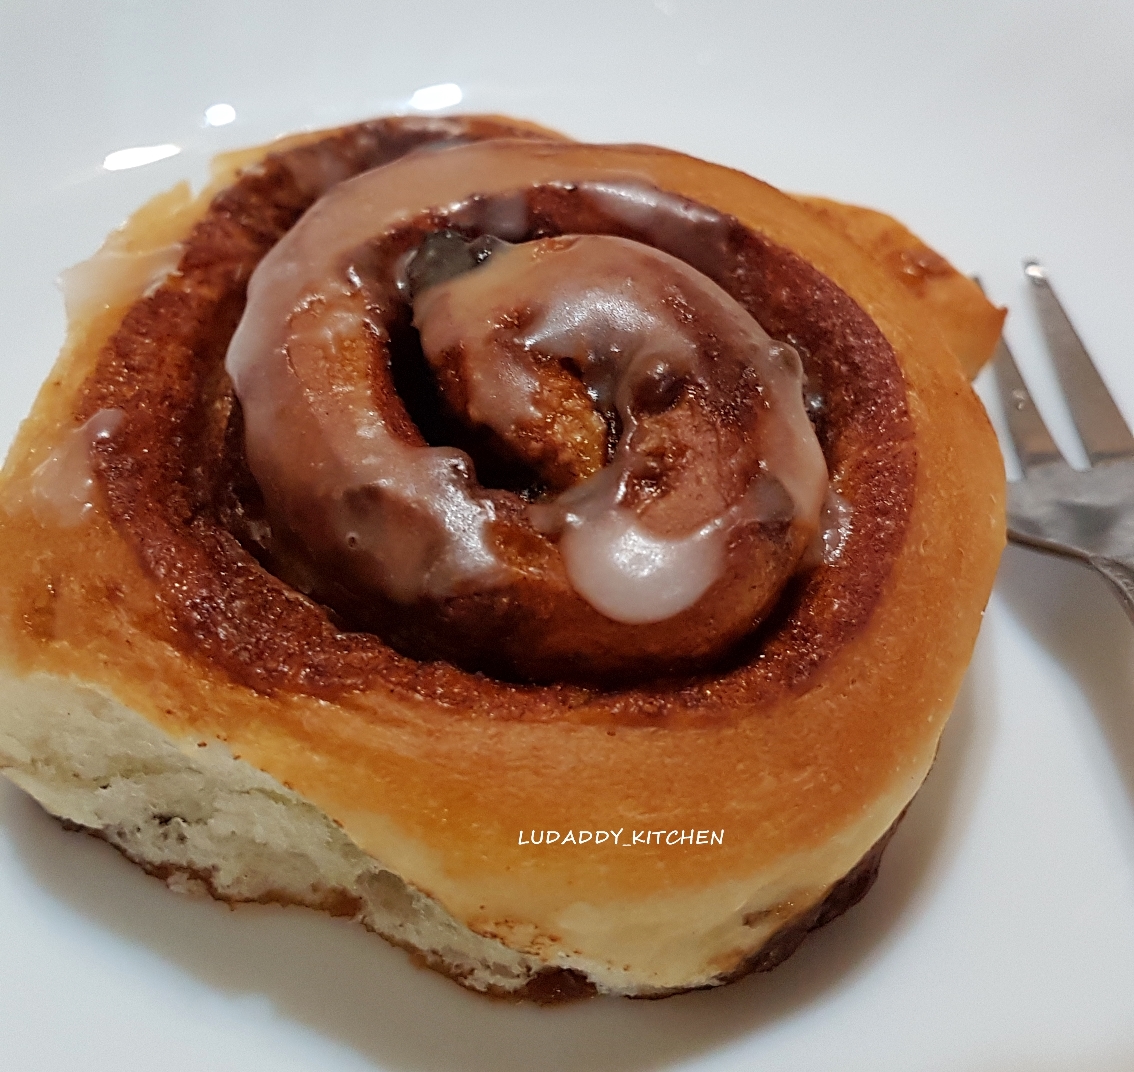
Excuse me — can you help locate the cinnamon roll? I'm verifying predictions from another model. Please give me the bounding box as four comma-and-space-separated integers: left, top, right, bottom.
0, 114, 1005, 999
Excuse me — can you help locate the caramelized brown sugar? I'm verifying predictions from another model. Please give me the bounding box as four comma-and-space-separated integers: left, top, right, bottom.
0, 117, 1004, 952
76, 134, 916, 695
222, 156, 839, 682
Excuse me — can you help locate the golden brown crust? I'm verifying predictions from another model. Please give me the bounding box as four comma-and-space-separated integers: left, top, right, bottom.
0, 115, 1006, 996
76, 133, 915, 703
57, 796, 902, 1003
796, 195, 1005, 379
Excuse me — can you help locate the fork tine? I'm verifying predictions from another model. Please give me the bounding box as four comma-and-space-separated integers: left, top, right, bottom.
1025, 260, 1134, 465
992, 327, 1065, 471
974, 276, 1064, 471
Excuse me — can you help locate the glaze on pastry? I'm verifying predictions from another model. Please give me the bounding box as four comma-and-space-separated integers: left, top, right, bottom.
0, 115, 1005, 999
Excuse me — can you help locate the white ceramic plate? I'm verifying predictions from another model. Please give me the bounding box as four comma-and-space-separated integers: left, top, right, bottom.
3, 2, 1134, 1069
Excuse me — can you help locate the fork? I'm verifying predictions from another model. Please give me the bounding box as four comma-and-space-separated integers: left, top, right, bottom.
991, 261, 1134, 622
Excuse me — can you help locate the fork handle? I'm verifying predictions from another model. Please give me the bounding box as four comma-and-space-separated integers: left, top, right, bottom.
1091, 556, 1134, 626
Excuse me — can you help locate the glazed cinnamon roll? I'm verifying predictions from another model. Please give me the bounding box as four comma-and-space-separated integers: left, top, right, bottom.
0, 115, 1005, 999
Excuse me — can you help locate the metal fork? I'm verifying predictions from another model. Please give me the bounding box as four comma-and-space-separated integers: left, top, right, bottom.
992, 261, 1134, 621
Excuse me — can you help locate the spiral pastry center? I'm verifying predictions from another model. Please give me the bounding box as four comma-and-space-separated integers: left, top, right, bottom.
410, 232, 826, 624
224, 139, 831, 682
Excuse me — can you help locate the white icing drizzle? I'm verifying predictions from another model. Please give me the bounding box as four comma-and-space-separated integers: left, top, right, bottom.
415, 234, 828, 625
224, 140, 828, 617
60, 246, 181, 324
577, 180, 734, 277
531, 478, 795, 625
450, 189, 532, 241
557, 508, 725, 624
819, 490, 853, 565
226, 143, 664, 603
30, 409, 124, 526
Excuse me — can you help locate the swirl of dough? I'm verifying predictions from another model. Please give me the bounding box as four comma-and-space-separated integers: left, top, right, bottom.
0, 113, 1006, 1000
410, 232, 826, 624
225, 139, 829, 682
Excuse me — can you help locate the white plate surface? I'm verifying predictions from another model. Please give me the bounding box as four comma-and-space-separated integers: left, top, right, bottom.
3, 2, 1134, 1069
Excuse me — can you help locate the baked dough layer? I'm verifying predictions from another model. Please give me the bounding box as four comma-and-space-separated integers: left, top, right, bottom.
78, 133, 916, 704
0, 115, 1005, 997
0, 668, 901, 1000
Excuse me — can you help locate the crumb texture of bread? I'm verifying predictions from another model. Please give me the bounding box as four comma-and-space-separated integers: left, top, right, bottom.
0, 667, 900, 1002
0, 669, 549, 996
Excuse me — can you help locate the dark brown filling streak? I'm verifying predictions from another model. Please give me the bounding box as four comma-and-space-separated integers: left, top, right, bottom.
78, 117, 915, 724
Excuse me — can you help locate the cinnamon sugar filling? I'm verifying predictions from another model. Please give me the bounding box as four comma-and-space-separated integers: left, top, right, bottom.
76, 118, 915, 717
